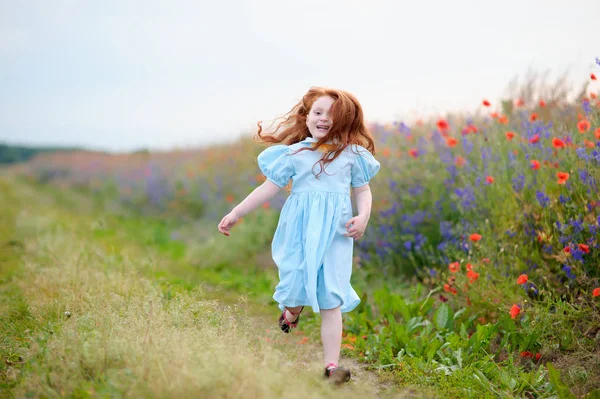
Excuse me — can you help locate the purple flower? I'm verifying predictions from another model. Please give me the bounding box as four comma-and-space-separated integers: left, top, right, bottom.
562, 265, 576, 279
536, 190, 550, 208
576, 148, 589, 160
455, 186, 476, 211
583, 100, 592, 115
512, 174, 525, 192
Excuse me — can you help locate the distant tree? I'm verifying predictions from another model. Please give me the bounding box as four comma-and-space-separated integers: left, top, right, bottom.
0, 143, 83, 165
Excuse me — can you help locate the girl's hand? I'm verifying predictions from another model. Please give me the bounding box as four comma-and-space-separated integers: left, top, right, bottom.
218, 211, 239, 237
344, 214, 368, 241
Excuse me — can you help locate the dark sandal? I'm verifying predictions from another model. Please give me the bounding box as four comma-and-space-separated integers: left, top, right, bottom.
324, 362, 351, 385
278, 306, 304, 333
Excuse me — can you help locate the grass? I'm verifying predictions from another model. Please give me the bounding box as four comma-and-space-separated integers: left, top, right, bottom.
0, 175, 432, 398
1, 174, 598, 398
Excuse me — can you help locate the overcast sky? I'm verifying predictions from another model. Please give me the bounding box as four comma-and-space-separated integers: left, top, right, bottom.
1, 0, 598, 152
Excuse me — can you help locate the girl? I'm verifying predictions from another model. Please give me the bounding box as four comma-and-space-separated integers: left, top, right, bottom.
217, 86, 380, 385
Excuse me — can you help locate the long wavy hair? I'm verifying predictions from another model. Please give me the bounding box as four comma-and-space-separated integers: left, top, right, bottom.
255, 86, 376, 180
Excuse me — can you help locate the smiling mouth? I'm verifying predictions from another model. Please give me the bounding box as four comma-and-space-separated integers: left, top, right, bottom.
316, 125, 330, 131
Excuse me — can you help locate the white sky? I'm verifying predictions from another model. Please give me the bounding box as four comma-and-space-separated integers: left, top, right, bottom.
1, 0, 598, 152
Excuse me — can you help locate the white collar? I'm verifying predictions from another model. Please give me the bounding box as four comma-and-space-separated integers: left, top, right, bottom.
304, 137, 336, 144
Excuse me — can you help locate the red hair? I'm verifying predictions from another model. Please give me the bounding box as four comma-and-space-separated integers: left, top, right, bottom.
255, 86, 375, 179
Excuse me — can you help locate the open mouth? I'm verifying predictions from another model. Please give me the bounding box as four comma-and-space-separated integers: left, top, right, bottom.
316, 125, 330, 132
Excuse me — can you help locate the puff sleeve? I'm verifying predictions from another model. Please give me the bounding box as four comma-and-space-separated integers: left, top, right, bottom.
351, 145, 381, 188
257, 145, 295, 188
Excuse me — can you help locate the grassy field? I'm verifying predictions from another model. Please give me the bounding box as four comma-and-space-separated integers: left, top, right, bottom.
0, 176, 428, 398
3, 78, 600, 398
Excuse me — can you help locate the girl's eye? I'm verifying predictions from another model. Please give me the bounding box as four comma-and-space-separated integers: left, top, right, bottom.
315, 112, 321, 115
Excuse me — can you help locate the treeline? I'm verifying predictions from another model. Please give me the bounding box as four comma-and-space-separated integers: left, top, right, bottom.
0, 143, 83, 165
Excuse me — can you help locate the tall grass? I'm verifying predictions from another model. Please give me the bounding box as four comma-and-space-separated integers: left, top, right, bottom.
1, 179, 410, 399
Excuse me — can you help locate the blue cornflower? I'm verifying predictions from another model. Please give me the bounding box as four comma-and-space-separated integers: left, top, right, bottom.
454, 187, 477, 211
536, 191, 550, 208
583, 100, 592, 115
512, 174, 525, 192
559, 194, 571, 204
562, 264, 576, 279
576, 148, 589, 160
570, 218, 584, 234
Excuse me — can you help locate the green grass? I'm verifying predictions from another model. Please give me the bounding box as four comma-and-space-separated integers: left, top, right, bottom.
3, 172, 600, 398
1, 176, 415, 398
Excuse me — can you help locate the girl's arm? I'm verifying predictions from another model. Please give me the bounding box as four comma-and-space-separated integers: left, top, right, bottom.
344, 184, 372, 240
232, 180, 281, 218
217, 180, 281, 236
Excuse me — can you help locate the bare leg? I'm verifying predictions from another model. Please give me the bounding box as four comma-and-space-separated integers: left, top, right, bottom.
320, 306, 342, 366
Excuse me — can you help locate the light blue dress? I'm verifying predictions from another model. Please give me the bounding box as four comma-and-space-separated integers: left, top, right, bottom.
257, 137, 380, 313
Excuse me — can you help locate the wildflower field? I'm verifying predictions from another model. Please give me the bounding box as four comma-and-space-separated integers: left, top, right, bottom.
3, 74, 600, 398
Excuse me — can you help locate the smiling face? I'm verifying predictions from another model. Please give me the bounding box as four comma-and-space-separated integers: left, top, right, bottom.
306, 95, 335, 140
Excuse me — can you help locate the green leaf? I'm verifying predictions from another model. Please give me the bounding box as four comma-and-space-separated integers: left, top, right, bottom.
547, 362, 577, 399
582, 389, 600, 399
434, 303, 449, 331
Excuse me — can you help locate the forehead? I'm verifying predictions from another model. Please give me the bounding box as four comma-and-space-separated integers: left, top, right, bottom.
311, 95, 335, 110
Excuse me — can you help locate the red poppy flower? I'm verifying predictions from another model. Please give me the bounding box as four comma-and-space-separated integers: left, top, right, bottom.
593, 288, 600, 297
592, 73, 597, 80
520, 351, 533, 358
466, 263, 473, 272
469, 233, 482, 242
482, 258, 490, 263
530, 160, 541, 170
578, 119, 591, 133
437, 119, 449, 132
446, 137, 458, 147
591, 92, 597, 99
455, 156, 466, 167
408, 148, 419, 158
443, 284, 457, 295
467, 270, 479, 283
482, 99, 491, 107
467, 125, 479, 134
498, 115, 509, 125
595, 128, 600, 140
515, 98, 525, 107
510, 304, 521, 319
563, 246, 571, 254
557, 172, 569, 184
585, 140, 596, 148
535, 353, 541, 361
517, 274, 528, 285
539, 100, 546, 107
529, 134, 539, 144
552, 138, 566, 148
530, 113, 538, 122
448, 262, 460, 273
578, 243, 590, 253
505, 131, 516, 140
485, 176, 494, 184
